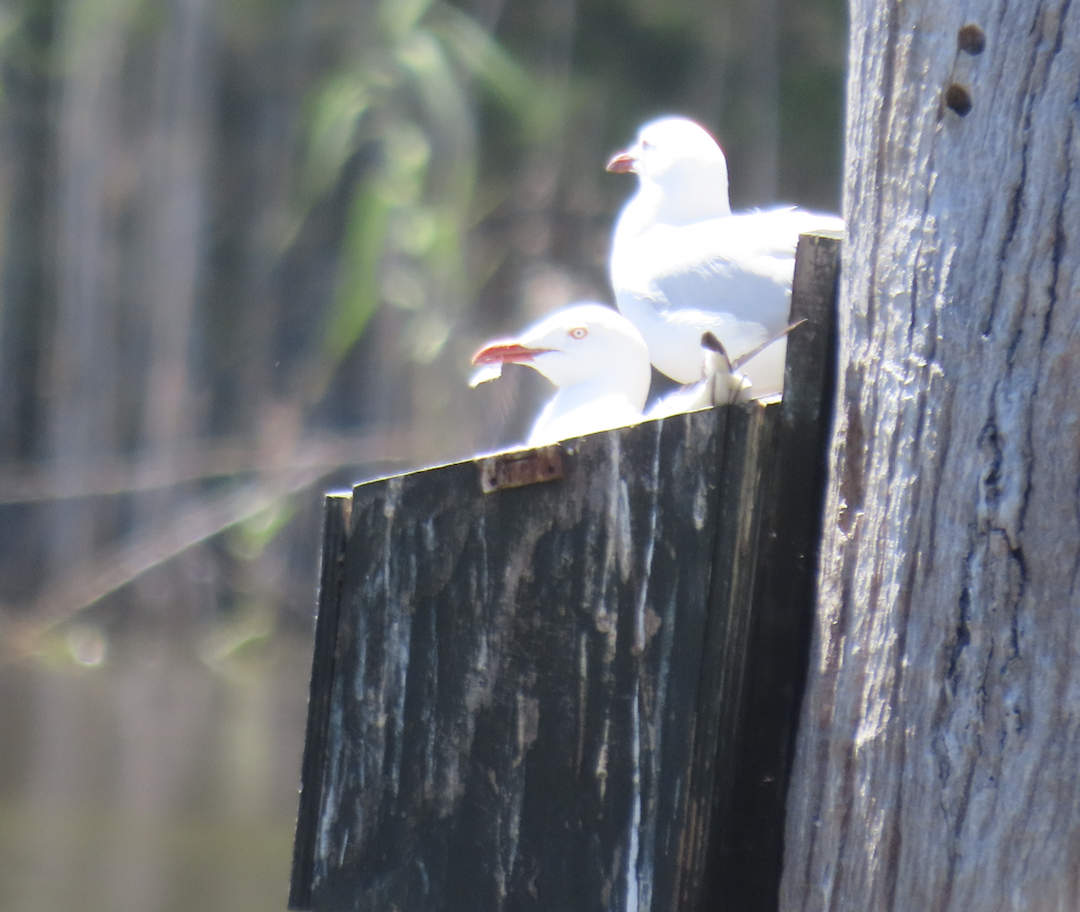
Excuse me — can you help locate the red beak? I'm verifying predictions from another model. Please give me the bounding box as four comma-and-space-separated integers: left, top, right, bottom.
471, 342, 548, 366
605, 150, 636, 173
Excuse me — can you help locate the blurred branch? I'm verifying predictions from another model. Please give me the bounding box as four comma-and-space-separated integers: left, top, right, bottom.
0, 427, 419, 504
0, 424, 431, 651
2, 473, 324, 651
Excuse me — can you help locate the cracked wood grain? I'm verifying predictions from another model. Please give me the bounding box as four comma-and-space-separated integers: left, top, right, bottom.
781, 2, 1080, 911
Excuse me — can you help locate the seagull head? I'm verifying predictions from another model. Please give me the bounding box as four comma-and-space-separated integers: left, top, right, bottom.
607, 116, 731, 222
471, 303, 651, 409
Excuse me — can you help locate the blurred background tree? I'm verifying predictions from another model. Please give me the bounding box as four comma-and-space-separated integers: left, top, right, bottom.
0, 0, 844, 908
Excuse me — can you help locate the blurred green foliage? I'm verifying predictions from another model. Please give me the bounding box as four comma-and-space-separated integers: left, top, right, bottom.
298, 0, 537, 380
0, 0, 846, 627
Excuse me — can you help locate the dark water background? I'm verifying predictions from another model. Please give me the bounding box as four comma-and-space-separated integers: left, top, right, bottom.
0, 637, 308, 911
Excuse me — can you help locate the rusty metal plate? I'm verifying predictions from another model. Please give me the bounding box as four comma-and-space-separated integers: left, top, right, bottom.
476, 445, 566, 493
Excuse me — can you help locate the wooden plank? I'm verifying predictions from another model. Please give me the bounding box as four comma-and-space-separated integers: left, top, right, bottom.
289, 493, 353, 911
677, 402, 781, 909
706, 231, 842, 911
294, 407, 785, 911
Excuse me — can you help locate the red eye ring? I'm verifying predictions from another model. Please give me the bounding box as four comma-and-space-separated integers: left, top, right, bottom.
569, 326, 588, 340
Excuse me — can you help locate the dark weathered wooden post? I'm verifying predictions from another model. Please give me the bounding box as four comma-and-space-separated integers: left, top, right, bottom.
289, 232, 840, 912
709, 233, 841, 912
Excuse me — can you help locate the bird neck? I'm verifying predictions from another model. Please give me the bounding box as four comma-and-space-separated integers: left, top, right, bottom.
618, 166, 732, 237
549, 372, 648, 417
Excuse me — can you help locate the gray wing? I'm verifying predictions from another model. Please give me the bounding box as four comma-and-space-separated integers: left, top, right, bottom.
622, 208, 841, 334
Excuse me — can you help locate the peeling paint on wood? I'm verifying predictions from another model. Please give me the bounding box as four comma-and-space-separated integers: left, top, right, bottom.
301, 409, 772, 912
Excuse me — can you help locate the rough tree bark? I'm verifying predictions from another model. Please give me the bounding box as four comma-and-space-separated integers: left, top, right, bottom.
781, 2, 1080, 911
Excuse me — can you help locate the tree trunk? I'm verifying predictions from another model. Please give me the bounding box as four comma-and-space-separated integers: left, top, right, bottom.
781, 2, 1080, 910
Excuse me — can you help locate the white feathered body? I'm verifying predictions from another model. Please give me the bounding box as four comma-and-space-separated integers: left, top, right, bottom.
609, 117, 843, 394
529, 385, 645, 447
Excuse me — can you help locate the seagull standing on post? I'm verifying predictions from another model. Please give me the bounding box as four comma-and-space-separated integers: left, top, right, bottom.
470, 303, 651, 446
606, 116, 843, 398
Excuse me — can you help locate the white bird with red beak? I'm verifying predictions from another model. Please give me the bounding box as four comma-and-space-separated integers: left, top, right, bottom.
471, 303, 651, 446
607, 116, 842, 397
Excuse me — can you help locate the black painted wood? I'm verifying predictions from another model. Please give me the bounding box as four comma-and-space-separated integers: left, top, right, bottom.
680, 403, 781, 909
708, 232, 842, 912
289, 232, 842, 912
289, 493, 352, 912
